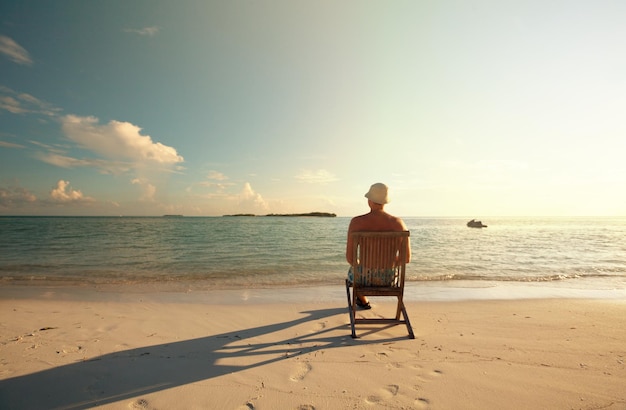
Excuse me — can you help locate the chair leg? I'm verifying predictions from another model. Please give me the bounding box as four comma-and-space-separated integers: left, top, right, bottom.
345, 279, 357, 338
400, 302, 415, 339
394, 299, 402, 320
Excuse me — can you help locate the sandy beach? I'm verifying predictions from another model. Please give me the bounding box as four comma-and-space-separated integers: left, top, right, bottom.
1, 285, 625, 409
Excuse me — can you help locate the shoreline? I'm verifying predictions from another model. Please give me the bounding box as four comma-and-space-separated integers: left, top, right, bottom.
1, 280, 625, 304
1, 287, 624, 409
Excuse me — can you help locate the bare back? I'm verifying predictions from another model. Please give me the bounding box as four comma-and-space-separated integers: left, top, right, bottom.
346, 205, 410, 264
347, 210, 406, 232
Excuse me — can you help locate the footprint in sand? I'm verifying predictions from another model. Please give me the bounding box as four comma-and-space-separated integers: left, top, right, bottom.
365, 384, 399, 404
129, 398, 152, 409
235, 402, 255, 410
414, 368, 444, 389
375, 352, 389, 360
312, 321, 326, 332
386, 384, 399, 396
289, 361, 312, 381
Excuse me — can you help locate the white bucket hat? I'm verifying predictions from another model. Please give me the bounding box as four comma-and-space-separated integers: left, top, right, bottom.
364, 183, 389, 204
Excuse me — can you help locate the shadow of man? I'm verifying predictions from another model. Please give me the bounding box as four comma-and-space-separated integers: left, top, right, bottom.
0, 306, 405, 409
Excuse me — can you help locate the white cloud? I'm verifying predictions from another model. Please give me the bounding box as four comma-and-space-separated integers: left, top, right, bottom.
0, 185, 37, 208
29, 140, 63, 152
36, 153, 133, 175
26, 112, 182, 175
124, 26, 159, 36
61, 115, 184, 165
50, 180, 94, 203
295, 169, 339, 184
199, 181, 231, 190
239, 182, 269, 212
131, 178, 157, 201
198, 170, 233, 190
0, 86, 61, 116
0, 95, 25, 113
38, 153, 97, 169
207, 170, 228, 180
144, 184, 157, 200
198, 182, 269, 214
0, 35, 32, 65
0, 140, 25, 149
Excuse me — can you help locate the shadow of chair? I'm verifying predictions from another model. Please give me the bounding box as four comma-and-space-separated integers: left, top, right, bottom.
1, 307, 411, 409
345, 231, 414, 339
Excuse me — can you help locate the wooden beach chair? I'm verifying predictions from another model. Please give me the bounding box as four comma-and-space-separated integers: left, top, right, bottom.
345, 231, 414, 339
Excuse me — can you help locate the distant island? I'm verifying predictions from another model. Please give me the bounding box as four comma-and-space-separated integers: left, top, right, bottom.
266, 212, 337, 217
223, 212, 336, 217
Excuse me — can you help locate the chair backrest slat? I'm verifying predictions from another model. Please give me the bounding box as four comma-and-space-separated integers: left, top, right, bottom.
351, 231, 409, 287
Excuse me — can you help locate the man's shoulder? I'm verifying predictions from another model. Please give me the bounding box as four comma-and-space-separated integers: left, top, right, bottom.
349, 212, 406, 232
348, 214, 371, 231
350, 213, 370, 222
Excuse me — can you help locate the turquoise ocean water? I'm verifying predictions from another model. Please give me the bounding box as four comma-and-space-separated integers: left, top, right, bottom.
1, 216, 625, 298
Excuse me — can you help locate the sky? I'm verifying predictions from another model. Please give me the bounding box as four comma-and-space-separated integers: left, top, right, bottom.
1, 1, 625, 217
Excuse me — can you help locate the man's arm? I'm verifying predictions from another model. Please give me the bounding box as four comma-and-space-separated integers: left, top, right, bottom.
346, 234, 354, 265
346, 218, 356, 264
398, 217, 411, 263
405, 236, 411, 263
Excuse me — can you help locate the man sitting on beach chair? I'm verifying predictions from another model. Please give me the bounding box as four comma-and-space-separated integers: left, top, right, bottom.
346, 183, 411, 309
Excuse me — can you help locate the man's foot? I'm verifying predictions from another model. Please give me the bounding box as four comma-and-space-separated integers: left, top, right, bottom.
356, 298, 371, 310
